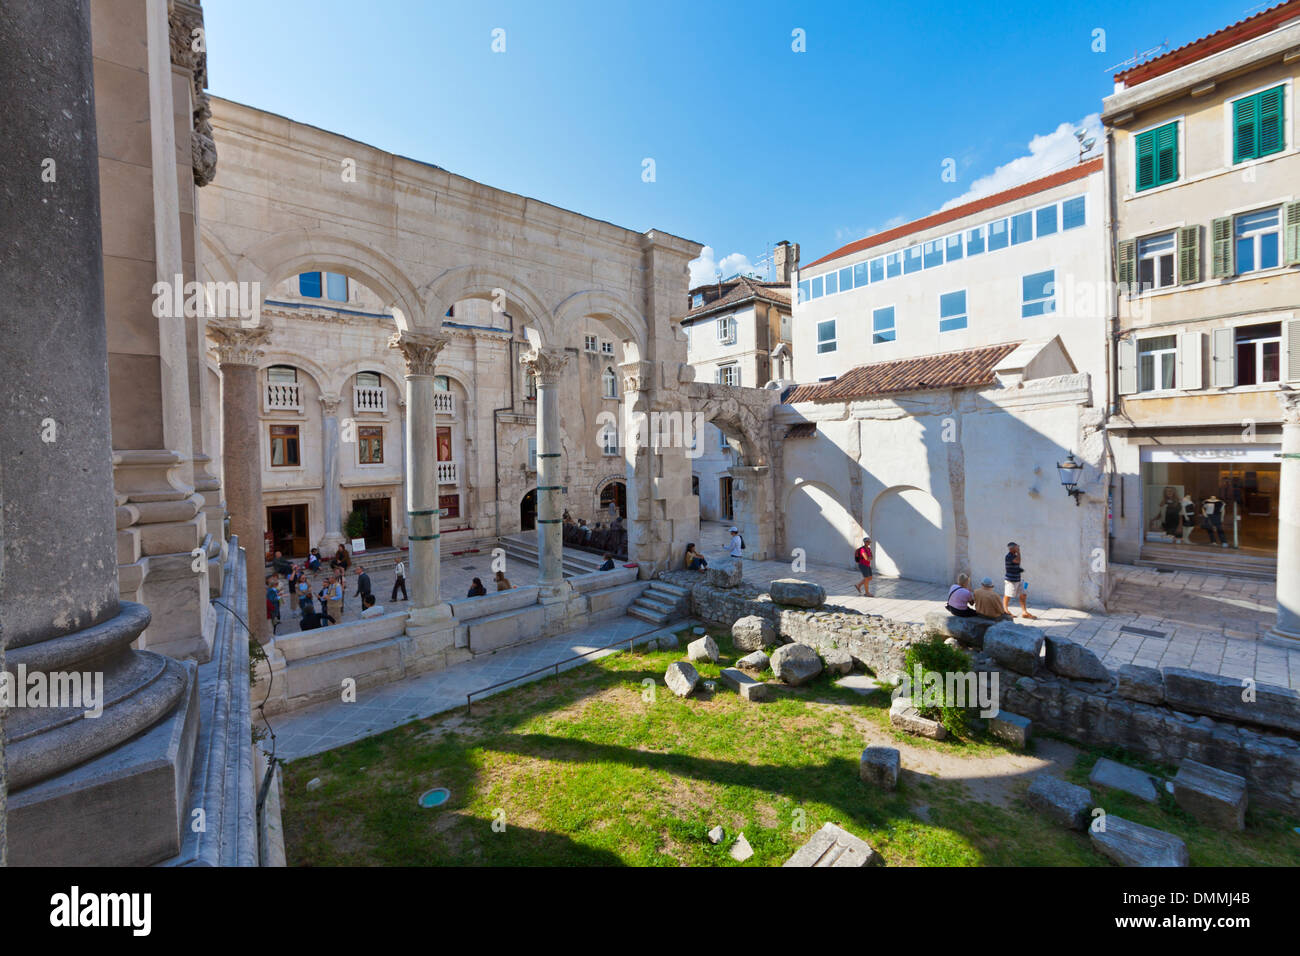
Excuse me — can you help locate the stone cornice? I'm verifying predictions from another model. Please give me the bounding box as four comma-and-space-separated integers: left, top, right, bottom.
388, 330, 450, 377
207, 320, 271, 366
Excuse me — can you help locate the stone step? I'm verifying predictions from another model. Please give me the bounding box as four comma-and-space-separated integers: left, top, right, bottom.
628, 606, 669, 626
649, 580, 691, 598
636, 594, 679, 616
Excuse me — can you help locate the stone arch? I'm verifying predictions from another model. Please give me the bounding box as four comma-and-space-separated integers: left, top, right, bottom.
256, 351, 330, 395
233, 229, 427, 331
423, 266, 553, 344
552, 289, 646, 363
694, 393, 771, 467
783, 479, 860, 568
328, 356, 409, 399
868, 484, 951, 584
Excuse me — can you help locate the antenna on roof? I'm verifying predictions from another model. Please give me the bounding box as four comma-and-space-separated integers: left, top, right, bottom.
1105, 39, 1169, 73
751, 244, 774, 281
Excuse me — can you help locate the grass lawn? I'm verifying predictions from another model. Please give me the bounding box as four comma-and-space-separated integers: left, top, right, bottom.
281, 626, 1300, 866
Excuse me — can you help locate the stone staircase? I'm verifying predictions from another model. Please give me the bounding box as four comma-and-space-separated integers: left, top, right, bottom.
495, 533, 606, 577
1136, 541, 1277, 581
627, 579, 691, 626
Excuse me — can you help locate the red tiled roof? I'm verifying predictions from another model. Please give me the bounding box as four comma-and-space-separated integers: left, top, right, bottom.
685, 275, 790, 320
803, 159, 1102, 271
785, 343, 1020, 404
1114, 0, 1300, 87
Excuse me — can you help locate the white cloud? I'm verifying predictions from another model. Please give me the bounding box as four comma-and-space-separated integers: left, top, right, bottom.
689, 245, 760, 287
938, 113, 1102, 211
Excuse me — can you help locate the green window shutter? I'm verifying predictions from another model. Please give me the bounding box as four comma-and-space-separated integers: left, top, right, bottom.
1284, 201, 1300, 267
1211, 216, 1234, 278
1177, 226, 1200, 284
1233, 94, 1258, 163
1259, 86, 1284, 157
1155, 122, 1178, 185
1135, 130, 1155, 191
1117, 238, 1137, 289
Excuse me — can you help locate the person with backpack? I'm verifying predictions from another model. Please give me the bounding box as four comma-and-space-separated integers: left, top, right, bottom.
853, 536, 873, 596
729, 527, 744, 558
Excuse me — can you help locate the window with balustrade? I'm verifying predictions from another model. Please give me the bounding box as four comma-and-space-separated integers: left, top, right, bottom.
265, 365, 301, 411
353, 371, 387, 412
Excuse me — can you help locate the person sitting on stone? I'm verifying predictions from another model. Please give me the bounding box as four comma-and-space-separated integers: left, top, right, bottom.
359, 593, 385, 619
494, 570, 513, 591
971, 577, 1007, 620
467, 577, 487, 597
945, 573, 977, 617
683, 543, 708, 572
599, 552, 615, 571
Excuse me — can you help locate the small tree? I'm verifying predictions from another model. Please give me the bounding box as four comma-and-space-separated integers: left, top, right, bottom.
344, 509, 367, 541
903, 637, 973, 736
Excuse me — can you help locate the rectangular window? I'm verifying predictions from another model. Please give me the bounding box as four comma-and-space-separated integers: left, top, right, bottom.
810, 275, 824, 298
717, 314, 736, 343
439, 493, 460, 520
869, 257, 885, 282
1233, 85, 1285, 163
298, 272, 322, 298
1062, 195, 1086, 230
872, 306, 896, 344
602, 427, 619, 456
691, 292, 705, 308
1021, 269, 1056, 317
903, 245, 922, 274
923, 239, 944, 268
1137, 334, 1178, 391
436, 425, 452, 462
1235, 207, 1281, 273
824, 271, 839, 295
584, 334, 598, 352
325, 272, 348, 302
1138, 232, 1176, 291
966, 225, 985, 256
838, 266, 853, 292
852, 261, 869, 288
269, 424, 300, 467
716, 364, 740, 387
600, 340, 614, 355
797, 279, 810, 303
358, 426, 384, 464
525, 370, 537, 400
945, 234, 963, 262
939, 290, 968, 332
987, 218, 1009, 251
527, 437, 537, 470
1135, 121, 1179, 191
1011, 211, 1033, 245
1036, 204, 1058, 237
817, 319, 837, 353
885, 252, 902, 278
1235, 322, 1282, 385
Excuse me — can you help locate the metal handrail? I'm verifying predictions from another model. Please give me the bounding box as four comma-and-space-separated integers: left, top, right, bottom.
465, 624, 670, 714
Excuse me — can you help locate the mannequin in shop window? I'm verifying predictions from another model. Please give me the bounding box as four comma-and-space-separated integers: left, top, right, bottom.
1158, 486, 1181, 544
1201, 494, 1228, 548
1180, 493, 1196, 545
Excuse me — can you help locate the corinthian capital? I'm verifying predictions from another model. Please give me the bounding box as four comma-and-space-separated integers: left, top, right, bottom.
619, 359, 655, 395
519, 347, 571, 386
1279, 385, 1300, 425
207, 320, 270, 366
388, 330, 450, 377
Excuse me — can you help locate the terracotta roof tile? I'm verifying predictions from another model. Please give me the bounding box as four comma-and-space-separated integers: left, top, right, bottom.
785, 342, 1020, 404
1114, 0, 1300, 87
686, 275, 789, 320
803, 159, 1102, 271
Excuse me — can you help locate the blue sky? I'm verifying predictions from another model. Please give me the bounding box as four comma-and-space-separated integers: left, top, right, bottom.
205, 0, 1257, 284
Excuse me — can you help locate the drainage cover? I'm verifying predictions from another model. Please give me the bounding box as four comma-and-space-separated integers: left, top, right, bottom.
1120, 625, 1167, 639
418, 787, 451, 808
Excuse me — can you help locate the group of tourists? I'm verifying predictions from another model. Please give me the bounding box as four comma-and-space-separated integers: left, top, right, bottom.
943, 541, 1037, 621
266, 544, 408, 632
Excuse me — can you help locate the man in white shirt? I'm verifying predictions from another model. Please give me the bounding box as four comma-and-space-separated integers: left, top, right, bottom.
392, 559, 408, 601
360, 593, 385, 618
728, 527, 743, 558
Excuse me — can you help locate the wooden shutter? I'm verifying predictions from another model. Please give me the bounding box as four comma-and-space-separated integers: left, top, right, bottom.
1155, 123, 1178, 185
1117, 238, 1137, 290
1284, 201, 1300, 267
1135, 130, 1155, 191
1259, 86, 1284, 156
1178, 332, 1202, 390
1117, 337, 1138, 395
1286, 319, 1300, 384
1177, 226, 1200, 284
1233, 94, 1257, 163
1209, 327, 1235, 387
1211, 217, 1234, 278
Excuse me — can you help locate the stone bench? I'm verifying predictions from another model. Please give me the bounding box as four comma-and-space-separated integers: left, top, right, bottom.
719, 667, 773, 702
1172, 759, 1247, 830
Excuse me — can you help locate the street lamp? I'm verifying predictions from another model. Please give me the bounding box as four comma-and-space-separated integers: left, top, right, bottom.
1075, 128, 1096, 163
1057, 453, 1085, 505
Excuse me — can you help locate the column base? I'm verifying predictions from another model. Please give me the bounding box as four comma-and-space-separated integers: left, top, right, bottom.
1264, 623, 1300, 647
538, 581, 572, 605
406, 603, 454, 635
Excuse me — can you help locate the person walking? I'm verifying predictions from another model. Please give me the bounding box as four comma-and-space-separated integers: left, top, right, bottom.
355, 565, 372, 604
728, 526, 744, 559
945, 573, 976, 616
392, 559, 408, 601
266, 575, 282, 633
296, 568, 312, 611
286, 564, 302, 611
1003, 542, 1036, 619
853, 536, 873, 596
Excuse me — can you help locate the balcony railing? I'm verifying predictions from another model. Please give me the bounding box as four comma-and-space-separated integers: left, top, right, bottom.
353, 385, 387, 413
265, 382, 301, 411
433, 391, 456, 416
437, 460, 459, 485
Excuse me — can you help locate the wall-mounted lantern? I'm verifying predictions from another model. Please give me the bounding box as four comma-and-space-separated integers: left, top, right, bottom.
1057, 453, 1084, 506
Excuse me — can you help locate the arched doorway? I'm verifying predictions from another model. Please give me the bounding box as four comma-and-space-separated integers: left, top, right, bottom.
520, 489, 537, 532
869, 485, 948, 584
784, 480, 858, 567
598, 480, 626, 520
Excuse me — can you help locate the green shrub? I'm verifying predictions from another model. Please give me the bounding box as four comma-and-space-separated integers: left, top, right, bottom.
344, 509, 367, 540
903, 637, 973, 736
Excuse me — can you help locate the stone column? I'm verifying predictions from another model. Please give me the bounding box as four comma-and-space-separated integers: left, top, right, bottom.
729, 464, 772, 561
209, 320, 272, 641
521, 347, 572, 595
1270, 388, 1300, 643
390, 330, 452, 628
318, 394, 345, 552
1, 0, 196, 864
